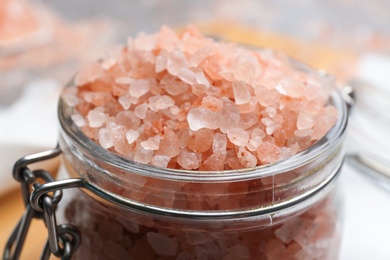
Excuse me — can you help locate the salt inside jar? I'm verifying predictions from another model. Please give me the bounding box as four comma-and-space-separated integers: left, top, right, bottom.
57, 25, 347, 259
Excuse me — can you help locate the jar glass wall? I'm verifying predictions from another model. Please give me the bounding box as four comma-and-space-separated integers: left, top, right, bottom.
56, 64, 347, 259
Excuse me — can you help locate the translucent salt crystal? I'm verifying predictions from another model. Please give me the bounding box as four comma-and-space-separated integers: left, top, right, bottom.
87, 108, 107, 128
134, 32, 156, 51
126, 129, 139, 144
178, 67, 197, 85
98, 128, 113, 149
226, 245, 250, 259
176, 251, 190, 260
247, 135, 263, 152
167, 49, 188, 76
118, 93, 132, 110
257, 142, 280, 164
75, 62, 105, 86
146, 232, 178, 256
150, 155, 170, 168
169, 106, 180, 115
115, 77, 133, 85
161, 74, 189, 96
155, 129, 180, 158
266, 106, 277, 118
106, 121, 126, 139
201, 96, 223, 111
237, 147, 257, 168
141, 135, 161, 150
232, 81, 251, 104
134, 103, 149, 119
177, 149, 202, 169
232, 52, 261, 83
191, 84, 208, 96
156, 25, 179, 52
155, 54, 168, 73
255, 86, 279, 107
187, 128, 214, 153
185, 232, 208, 246
115, 111, 141, 129
297, 110, 314, 130
294, 129, 314, 137
195, 70, 210, 87
213, 133, 227, 154
274, 217, 304, 244
227, 128, 249, 147
149, 95, 175, 111
129, 79, 153, 98
187, 108, 220, 131
103, 240, 128, 259
238, 113, 258, 129
134, 146, 154, 164
200, 153, 225, 171
189, 46, 212, 67
62, 87, 79, 107
71, 114, 86, 127
219, 97, 240, 133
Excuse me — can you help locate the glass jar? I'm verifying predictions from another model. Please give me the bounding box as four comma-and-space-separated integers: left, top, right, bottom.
55, 69, 347, 260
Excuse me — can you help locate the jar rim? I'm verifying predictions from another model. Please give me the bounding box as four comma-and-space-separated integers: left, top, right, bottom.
58, 64, 348, 182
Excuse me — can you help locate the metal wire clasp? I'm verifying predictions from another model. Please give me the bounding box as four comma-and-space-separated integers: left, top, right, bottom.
4, 146, 82, 260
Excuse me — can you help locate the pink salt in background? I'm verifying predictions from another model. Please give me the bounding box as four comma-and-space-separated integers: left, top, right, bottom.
64, 25, 337, 170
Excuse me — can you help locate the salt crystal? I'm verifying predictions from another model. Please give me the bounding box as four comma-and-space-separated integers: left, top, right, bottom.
238, 113, 258, 129
185, 232, 208, 245
178, 67, 197, 85
219, 98, 240, 133
297, 110, 315, 130
167, 49, 188, 76
146, 232, 178, 256
177, 149, 202, 169
115, 77, 133, 85
126, 129, 139, 144
129, 79, 153, 98
87, 108, 107, 128
274, 217, 304, 243
118, 94, 132, 110
237, 147, 257, 168
201, 96, 223, 111
200, 153, 225, 171
150, 155, 170, 168
232, 52, 261, 83
187, 108, 220, 131
187, 128, 214, 153
134, 103, 148, 119
232, 81, 251, 104
195, 70, 210, 87
149, 95, 175, 111
141, 135, 161, 150
213, 133, 227, 154
134, 32, 156, 51
63, 87, 79, 107
257, 142, 280, 163
155, 54, 168, 73
134, 146, 154, 164
71, 114, 86, 127
115, 111, 141, 129
189, 46, 213, 67
75, 62, 105, 86
98, 128, 114, 149
227, 128, 249, 147
161, 74, 190, 96
155, 129, 180, 158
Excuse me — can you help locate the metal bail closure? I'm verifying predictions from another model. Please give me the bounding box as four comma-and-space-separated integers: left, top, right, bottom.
4, 146, 82, 260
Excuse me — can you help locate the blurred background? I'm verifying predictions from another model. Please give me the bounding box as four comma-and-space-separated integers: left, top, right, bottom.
1, 0, 390, 259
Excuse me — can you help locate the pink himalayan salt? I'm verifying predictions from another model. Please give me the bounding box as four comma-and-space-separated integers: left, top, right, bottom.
67, 25, 337, 170
227, 128, 249, 147
187, 108, 220, 131
146, 232, 178, 256
177, 148, 202, 170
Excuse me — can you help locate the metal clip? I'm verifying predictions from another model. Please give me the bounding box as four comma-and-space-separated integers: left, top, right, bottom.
4, 146, 81, 260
